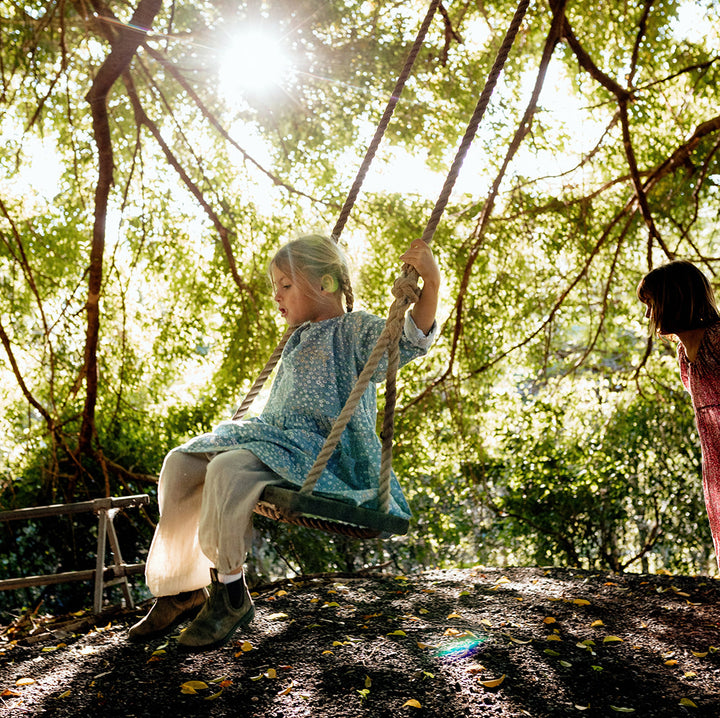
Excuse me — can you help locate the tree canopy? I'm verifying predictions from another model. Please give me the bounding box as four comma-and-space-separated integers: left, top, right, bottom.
1, 0, 720, 605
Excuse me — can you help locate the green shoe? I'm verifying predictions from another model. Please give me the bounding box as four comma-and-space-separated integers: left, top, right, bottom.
177, 569, 254, 651
128, 588, 207, 643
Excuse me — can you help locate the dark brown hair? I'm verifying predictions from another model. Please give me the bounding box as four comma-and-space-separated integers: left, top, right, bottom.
637, 260, 719, 335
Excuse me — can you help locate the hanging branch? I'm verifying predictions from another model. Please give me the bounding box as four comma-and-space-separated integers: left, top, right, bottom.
139, 45, 329, 208
618, 97, 671, 261
438, 1, 464, 65
627, 0, 655, 86
0, 321, 53, 428
131, 65, 228, 208
562, 215, 634, 375
122, 72, 256, 306
559, 10, 672, 261
438, 0, 567, 385
79, 0, 163, 468
645, 114, 720, 188
0, 199, 58, 412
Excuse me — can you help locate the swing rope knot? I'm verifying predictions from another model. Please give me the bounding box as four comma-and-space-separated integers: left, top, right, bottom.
391, 270, 421, 304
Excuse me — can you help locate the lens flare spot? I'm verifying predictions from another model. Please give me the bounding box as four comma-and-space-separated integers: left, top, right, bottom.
435, 636, 488, 660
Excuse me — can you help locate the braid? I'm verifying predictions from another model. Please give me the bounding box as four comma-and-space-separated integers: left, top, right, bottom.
341, 264, 354, 312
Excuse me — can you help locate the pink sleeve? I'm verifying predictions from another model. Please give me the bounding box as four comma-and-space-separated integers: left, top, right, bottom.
678, 345, 690, 391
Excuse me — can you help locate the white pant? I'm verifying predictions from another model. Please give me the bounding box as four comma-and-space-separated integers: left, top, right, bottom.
144, 448, 282, 597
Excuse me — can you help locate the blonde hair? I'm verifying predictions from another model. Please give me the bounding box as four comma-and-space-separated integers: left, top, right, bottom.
270, 234, 354, 312
637, 260, 719, 335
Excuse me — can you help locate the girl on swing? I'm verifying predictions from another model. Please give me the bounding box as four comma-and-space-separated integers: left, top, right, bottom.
638, 260, 720, 570
128, 234, 441, 650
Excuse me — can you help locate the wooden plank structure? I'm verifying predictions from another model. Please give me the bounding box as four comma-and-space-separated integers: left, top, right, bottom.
0, 495, 149, 614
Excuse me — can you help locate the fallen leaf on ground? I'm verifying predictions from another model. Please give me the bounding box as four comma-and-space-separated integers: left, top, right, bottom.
480, 675, 506, 688
180, 681, 209, 695
278, 681, 294, 696
465, 665, 486, 674
504, 633, 532, 644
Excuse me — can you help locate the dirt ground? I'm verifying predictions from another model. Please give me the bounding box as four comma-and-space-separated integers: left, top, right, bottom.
1, 566, 719, 717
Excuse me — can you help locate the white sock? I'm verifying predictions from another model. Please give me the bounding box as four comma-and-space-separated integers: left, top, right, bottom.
218, 572, 244, 585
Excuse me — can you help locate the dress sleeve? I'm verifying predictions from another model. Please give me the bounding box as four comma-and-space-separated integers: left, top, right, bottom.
678, 344, 690, 392
403, 312, 437, 351
349, 311, 435, 383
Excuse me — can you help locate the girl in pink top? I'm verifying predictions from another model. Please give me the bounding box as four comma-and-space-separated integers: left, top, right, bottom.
638, 261, 720, 568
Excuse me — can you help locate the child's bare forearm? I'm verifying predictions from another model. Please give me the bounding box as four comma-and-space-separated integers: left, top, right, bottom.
400, 240, 441, 335
409, 276, 438, 334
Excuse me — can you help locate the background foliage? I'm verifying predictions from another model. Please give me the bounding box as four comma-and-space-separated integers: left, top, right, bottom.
1, 0, 719, 614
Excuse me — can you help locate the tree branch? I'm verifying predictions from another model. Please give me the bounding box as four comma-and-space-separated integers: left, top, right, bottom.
442, 0, 568, 383
122, 71, 257, 305
0, 320, 53, 427
140, 44, 330, 208
79, 0, 163, 465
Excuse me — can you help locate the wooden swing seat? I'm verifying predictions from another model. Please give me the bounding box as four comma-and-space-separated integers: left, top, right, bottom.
254, 482, 409, 539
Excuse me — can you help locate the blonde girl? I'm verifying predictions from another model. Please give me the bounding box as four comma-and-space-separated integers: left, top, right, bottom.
129, 235, 440, 650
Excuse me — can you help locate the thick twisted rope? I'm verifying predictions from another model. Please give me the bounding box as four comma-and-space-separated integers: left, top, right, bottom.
420, 0, 530, 245
232, 325, 296, 420
331, 0, 442, 242
232, 0, 440, 422
371, 0, 532, 506
254, 501, 380, 538
300, 273, 420, 511
245, 0, 531, 524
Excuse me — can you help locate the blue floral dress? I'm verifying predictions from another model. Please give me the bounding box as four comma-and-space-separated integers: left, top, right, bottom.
177, 311, 435, 519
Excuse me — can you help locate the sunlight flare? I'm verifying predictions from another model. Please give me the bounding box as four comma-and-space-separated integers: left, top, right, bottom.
218, 27, 292, 99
